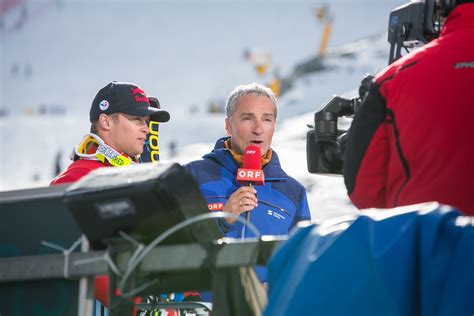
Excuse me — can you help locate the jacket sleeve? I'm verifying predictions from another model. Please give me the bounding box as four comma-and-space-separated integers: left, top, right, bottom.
343, 81, 389, 209
295, 190, 311, 224
184, 161, 235, 234
217, 218, 234, 233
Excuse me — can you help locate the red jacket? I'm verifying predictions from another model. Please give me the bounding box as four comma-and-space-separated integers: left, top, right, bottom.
51, 159, 107, 185
51, 159, 111, 306
344, 4, 474, 215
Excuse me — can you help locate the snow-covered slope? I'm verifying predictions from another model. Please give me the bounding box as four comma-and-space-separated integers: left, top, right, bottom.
0, 0, 403, 220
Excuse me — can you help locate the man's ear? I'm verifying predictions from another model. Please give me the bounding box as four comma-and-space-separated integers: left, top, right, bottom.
224, 117, 231, 136
98, 114, 111, 131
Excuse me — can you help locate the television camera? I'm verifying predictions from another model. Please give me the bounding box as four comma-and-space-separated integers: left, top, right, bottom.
306, 0, 452, 174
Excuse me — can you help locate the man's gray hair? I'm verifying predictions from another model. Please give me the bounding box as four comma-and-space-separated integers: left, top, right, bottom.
225, 83, 278, 119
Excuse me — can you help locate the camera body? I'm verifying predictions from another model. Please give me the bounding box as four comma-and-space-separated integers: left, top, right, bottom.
306, 0, 453, 175
306, 76, 371, 174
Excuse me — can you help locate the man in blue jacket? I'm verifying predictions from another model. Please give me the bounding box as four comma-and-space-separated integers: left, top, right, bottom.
185, 83, 311, 282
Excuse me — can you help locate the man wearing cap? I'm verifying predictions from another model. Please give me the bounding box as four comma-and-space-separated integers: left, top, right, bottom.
51, 81, 170, 184
51, 81, 170, 308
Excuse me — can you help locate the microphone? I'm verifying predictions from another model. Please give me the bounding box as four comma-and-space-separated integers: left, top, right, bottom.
236, 145, 265, 238
237, 146, 265, 186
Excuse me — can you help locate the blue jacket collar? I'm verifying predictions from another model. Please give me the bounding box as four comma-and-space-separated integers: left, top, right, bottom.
203, 137, 288, 180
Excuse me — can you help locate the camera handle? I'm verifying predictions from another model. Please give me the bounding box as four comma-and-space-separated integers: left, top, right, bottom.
306, 75, 373, 174
306, 98, 354, 174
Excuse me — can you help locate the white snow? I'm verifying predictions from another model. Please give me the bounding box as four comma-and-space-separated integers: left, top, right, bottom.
0, 0, 404, 221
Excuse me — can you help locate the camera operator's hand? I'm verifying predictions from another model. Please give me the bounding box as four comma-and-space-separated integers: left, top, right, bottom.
223, 187, 258, 224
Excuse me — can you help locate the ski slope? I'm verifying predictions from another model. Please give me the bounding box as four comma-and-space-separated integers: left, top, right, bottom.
0, 0, 404, 220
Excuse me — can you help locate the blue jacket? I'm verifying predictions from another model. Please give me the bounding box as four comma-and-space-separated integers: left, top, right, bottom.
185, 137, 311, 283
185, 137, 311, 239
264, 204, 473, 316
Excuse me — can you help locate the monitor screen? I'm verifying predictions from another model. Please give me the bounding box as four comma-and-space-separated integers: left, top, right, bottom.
64, 162, 222, 249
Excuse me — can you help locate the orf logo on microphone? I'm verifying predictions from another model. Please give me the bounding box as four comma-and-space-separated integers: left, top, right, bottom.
239, 145, 264, 185
238, 169, 262, 180
236, 168, 265, 186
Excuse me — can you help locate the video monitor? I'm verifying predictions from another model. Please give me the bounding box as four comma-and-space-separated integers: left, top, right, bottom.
64, 162, 222, 249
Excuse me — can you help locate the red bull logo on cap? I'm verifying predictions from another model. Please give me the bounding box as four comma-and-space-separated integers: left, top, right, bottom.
130, 87, 150, 104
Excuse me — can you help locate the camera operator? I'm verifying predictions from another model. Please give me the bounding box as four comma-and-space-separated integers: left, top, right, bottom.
343, 0, 474, 215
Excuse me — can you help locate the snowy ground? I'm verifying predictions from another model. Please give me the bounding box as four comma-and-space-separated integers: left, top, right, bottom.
0, 0, 404, 220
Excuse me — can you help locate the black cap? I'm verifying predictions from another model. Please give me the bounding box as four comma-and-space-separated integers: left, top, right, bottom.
90, 81, 170, 123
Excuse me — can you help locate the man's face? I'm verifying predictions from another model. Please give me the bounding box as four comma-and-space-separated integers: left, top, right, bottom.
107, 113, 150, 157
225, 94, 276, 156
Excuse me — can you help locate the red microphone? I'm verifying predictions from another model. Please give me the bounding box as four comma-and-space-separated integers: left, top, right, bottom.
237, 145, 265, 186
236, 146, 264, 238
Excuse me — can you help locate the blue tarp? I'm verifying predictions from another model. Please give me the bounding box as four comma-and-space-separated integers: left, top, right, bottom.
264, 202, 474, 316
